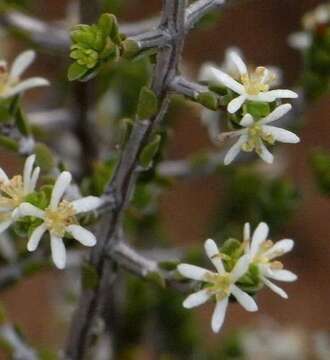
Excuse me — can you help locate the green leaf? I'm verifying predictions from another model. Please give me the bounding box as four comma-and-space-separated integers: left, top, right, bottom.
244, 101, 270, 119
137, 86, 158, 119
0, 135, 19, 151
158, 260, 180, 271
67, 62, 88, 81
35, 143, 55, 172
98, 13, 115, 36
197, 91, 218, 110
15, 107, 31, 135
145, 271, 166, 288
139, 134, 161, 168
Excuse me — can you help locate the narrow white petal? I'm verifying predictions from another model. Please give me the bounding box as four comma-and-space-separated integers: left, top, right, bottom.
177, 264, 211, 281
211, 298, 229, 333
182, 289, 211, 309
240, 113, 254, 127
209, 67, 245, 94
250, 222, 269, 259
27, 224, 47, 251
264, 239, 294, 259
198, 62, 218, 82
227, 94, 247, 113
265, 89, 298, 99
50, 235, 66, 269
231, 254, 250, 282
66, 224, 97, 247
10, 50, 35, 78
231, 285, 258, 312
0, 168, 9, 182
258, 141, 274, 164
29, 167, 40, 193
50, 171, 72, 209
204, 238, 225, 273
4, 78, 49, 98
0, 220, 12, 234
71, 196, 103, 214
262, 125, 300, 144
260, 104, 292, 125
263, 277, 288, 299
23, 154, 36, 194
243, 222, 251, 242
265, 268, 297, 282
17, 203, 45, 219
288, 32, 312, 50
224, 135, 247, 165
228, 51, 247, 75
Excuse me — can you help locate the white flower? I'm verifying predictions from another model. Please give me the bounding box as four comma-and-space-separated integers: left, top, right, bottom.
0, 154, 40, 234
16, 171, 103, 269
243, 222, 297, 299
207, 51, 297, 113
221, 103, 300, 165
289, 4, 330, 51
0, 50, 49, 99
177, 239, 257, 333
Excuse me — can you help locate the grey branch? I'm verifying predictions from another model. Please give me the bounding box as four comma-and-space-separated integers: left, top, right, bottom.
0, 323, 38, 360
64, 1, 189, 359
170, 75, 209, 99
0, 10, 70, 53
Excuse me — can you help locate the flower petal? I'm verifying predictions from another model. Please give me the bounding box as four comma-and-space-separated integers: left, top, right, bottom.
265, 89, 298, 99
288, 32, 312, 50
50, 171, 72, 209
23, 154, 36, 194
260, 104, 292, 125
240, 113, 254, 127
209, 67, 245, 94
250, 222, 269, 259
257, 141, 274, 164
10, 50, 35, 78
262, 125, 300, 144
50, 235, 66, 269
66, 224, 97, 247
227, 94, 247, 113
204, 238, 225, 273
182, 289, 211, 309
228, 51, 247, 76
27, 224, 47, 252
177, 264, 211, 281
17, 203, 45, 219
0, 219, 12, 234
262, 277, 288, 299
29, 167, 40, 193
0, 168, 9, 182
211, 298, 229, 333
264, 239, 294, 259
231, 285, 258, 312
265, 268, 297, 282
71, 196, 103, 214
224, 135, 247, 165
4, 78, 50, 98
198, 62, 218, 82
231, 254, 250, 282
243, 222, 251, 242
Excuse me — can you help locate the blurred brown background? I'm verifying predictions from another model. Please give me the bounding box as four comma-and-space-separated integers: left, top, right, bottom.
0, 0, 329, 354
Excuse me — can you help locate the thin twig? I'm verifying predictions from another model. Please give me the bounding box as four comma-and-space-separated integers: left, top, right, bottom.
0, 323, 39, 360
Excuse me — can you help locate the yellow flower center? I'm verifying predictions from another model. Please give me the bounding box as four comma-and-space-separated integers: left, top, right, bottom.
241, 124, 275, 154
0, 63, 18, 96
0, 176, 25, 209
241, 67, 275, 96
204, 272, 232, 301
44, 200, 77, 237
253, 240, 284, 269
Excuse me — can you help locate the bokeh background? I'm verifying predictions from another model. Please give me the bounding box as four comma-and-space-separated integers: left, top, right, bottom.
0, 0, 330, 358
